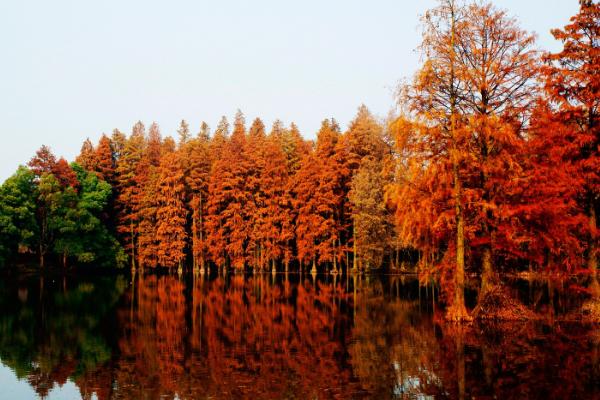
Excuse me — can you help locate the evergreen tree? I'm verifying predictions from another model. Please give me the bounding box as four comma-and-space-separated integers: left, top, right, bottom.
76, 139, 97, 171
177, 119, 191, 146
155, 152, 188, 270
95, 134, 115, 183
115, 122, 146, 269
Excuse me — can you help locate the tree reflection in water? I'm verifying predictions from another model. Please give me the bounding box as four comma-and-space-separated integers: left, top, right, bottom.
0, 272, 598, 399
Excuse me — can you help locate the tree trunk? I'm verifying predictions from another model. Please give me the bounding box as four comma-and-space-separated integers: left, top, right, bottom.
352, 219, 358, 272
589, 200, 599, 298
40, 216, 47, 268
450, 173, 469, 320
332, 239, 338, 273
199, 193, 205, 272
192, 209, 198, 271
448, 0, 468, 321
480, 246, 496, 294
345, 247, 349, 273
130, 219, 136, 271
39, 244, 45, 268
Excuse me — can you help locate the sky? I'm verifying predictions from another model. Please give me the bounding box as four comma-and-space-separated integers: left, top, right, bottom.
0, 0, 580, 183
0, 361, 85, 400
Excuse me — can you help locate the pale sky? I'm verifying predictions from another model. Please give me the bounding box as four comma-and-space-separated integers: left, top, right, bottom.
0, 0, 580, 182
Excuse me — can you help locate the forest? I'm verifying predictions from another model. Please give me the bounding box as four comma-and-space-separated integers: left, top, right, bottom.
0, 0, 599, 322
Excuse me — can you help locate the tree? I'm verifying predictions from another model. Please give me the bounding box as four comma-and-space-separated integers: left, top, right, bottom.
515, 103, 585, 272
451, 1, 538, 295
35, 173, 62, 267
76, 139, 97, 171
177, 119, 191, 146
147, 122, 163, 167
182, 134, 211, 272
293, 119, 344, 272
244, 118, 268, 270
132, 123, 164, 269
95, 134, 115, 183
111, 129, 127, 163
137, 167, 160, 269
114, 122, 146, 269
292, 149, 320, 270
210, 116, 230, 164
52, 158, 79, 189
28, 145, 57, 177
52, 164, 124, 267
0, 167, 38, 266
542, 1, 600, 295
206, 111, 251, 270
391, 0, 470, 320
344, 105, 387, 171
348, 159, 391, 270
389, 0, 538, 319
155, 152, 188, 270
278, 122, 310, 174
197, 121, 210, 141
72, 164, 124, 267
259, 134, 291, 272
343, 105, 388, 271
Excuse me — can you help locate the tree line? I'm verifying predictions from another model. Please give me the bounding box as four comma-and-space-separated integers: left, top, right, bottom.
0, 0, 598, 320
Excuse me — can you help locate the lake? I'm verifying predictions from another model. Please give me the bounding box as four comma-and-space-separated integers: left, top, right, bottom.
0, 271, 598, 399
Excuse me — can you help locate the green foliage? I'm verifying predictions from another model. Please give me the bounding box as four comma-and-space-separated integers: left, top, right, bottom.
52, 163, 125, 267
0, 167, 38, 266
0, 163, 124, 268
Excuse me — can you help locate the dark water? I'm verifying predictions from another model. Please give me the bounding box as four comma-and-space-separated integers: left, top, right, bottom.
0, 271, 598, 399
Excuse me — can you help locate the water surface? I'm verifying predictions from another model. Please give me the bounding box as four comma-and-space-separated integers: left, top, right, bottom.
0, 271, 598, 399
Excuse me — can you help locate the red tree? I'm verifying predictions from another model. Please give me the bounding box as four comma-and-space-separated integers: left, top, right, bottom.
541, 0, 600, 293
155, 151, 188, 270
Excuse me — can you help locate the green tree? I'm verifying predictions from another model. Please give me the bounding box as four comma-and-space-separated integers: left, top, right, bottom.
0, 167, 38, 266
50, 165, 125, 267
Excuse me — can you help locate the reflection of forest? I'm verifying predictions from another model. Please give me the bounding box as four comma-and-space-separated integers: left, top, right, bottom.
93, 274, 363, 399
0, 273, 598, 399
351, 276, 600, 399
0, 275, 126, 398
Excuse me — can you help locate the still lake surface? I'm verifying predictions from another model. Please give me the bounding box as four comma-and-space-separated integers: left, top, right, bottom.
0, 270, 598, 399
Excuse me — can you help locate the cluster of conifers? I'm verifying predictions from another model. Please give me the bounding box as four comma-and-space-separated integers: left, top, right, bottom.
1, 1, 599, 320
70, 105, 393, 275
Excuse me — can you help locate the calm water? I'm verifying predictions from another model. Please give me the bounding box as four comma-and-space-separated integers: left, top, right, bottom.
0, 271, 598, 399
